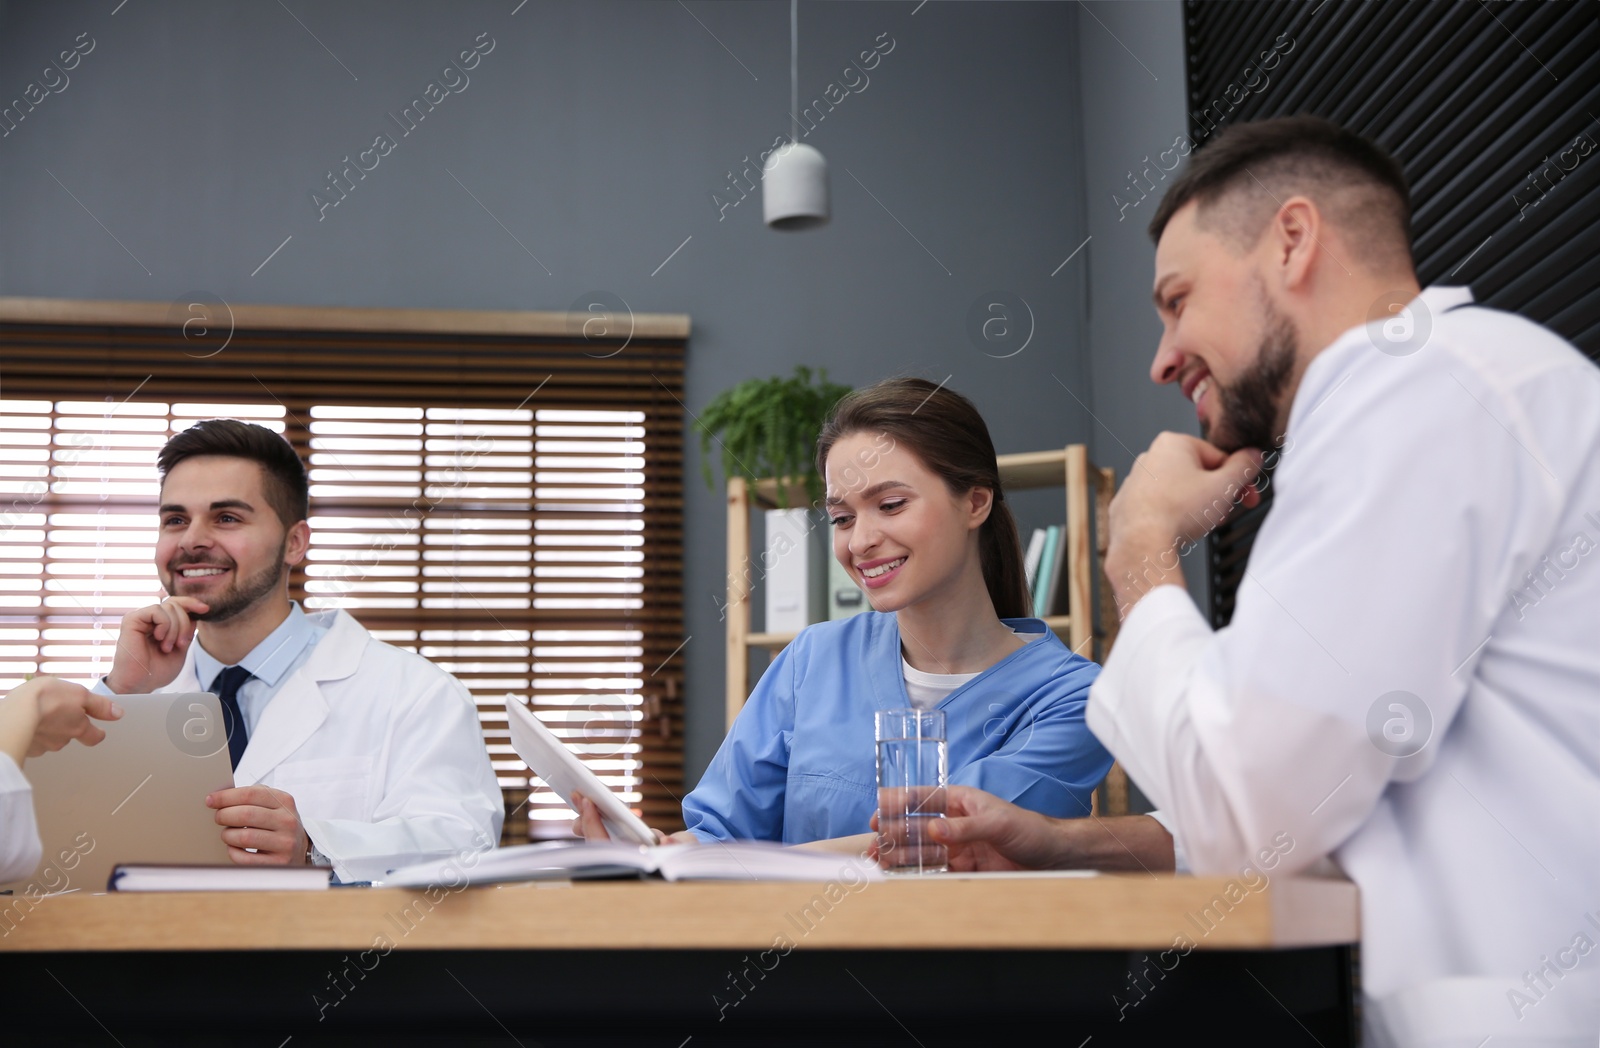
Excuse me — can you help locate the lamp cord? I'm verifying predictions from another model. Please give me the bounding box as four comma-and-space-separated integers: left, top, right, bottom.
790, 0, 799, 145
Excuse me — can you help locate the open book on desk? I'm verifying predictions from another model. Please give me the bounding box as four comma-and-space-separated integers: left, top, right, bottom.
384, 839, 885, 888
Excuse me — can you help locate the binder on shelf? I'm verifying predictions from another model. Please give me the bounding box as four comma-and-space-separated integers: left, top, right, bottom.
763, 509, 826, 634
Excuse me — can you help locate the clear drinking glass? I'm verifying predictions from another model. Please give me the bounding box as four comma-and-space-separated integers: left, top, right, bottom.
875, 708, 949, 874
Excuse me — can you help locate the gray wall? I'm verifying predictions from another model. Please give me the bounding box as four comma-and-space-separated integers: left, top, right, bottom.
0, 0, 1188, 786
1076, 0, 1194, 810
1077, 0, 1203, 595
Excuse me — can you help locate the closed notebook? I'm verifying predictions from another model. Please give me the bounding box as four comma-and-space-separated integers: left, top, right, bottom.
384, 840, 885, 888
109, 864, 332, 892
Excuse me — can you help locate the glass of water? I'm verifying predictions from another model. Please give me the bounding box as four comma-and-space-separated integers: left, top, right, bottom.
875, 708, 948, 874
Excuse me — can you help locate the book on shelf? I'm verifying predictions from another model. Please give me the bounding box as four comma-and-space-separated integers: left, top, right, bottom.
109, 864, 331, 892
1022, 527, 1046, 589
1032, 524, 1061, 616
1044, 520, 1071, 616
383, 839, 885, 887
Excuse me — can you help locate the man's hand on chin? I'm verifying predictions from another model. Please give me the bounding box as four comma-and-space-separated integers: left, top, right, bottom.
1107, 433, 1264, 617
208, 785, 310, 865
104, 595, 211, 694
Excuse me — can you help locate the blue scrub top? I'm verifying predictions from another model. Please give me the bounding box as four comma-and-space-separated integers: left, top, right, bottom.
683, 611, 1111, 843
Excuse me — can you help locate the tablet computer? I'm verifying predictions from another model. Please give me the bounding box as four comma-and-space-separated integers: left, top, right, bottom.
2, 692, 235, 895
504, 695, 656, 847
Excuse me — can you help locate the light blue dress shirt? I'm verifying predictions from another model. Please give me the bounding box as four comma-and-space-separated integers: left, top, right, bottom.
191, 602, 339, 871
190, 602, 327, 736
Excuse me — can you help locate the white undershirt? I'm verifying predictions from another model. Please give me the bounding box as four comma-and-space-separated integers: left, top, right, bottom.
901, 629, 1042, 710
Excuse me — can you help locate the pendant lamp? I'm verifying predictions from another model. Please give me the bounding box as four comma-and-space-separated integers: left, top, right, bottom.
764, 0, 830, 230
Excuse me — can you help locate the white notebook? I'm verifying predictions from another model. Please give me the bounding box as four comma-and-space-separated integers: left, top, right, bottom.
504, 695, 656, 846
109, 863, 331, 892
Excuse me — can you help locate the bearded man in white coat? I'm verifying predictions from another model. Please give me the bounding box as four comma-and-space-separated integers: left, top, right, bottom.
98, 419, 503, 882
926, 116, 1600, 1047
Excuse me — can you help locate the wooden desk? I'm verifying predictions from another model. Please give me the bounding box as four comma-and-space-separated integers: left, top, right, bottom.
0, 874, 1359, 1046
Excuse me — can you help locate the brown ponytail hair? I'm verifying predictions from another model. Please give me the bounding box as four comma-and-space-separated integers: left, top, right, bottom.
816, 377, 1032, 619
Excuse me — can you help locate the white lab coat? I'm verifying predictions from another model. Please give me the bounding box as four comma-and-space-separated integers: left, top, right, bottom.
1089, 287, 1600, 1047
157, 608, 503, 882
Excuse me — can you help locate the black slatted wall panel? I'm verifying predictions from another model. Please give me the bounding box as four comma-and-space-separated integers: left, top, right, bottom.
1187, 0, 1600, 628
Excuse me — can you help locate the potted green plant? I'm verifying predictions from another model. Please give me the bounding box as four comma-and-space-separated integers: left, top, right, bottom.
697, 366, 853, 507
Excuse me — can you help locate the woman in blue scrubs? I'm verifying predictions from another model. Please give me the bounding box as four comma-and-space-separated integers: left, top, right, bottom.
579, 377, 1111, 845
678, 377, 1111, 844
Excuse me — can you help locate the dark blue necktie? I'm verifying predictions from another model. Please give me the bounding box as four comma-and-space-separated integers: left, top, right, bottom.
210, 665, 253, 770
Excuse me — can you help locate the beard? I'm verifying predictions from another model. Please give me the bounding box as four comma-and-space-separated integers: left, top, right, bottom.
1203, 292, 1296, 452
165, 538, 288, 623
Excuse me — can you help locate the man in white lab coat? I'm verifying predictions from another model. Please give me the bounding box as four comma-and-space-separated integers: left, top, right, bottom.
99, 419, 503, 882
929, 116, 1600, 1047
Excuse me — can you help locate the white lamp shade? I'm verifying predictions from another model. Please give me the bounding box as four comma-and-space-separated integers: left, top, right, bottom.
763, 142, 830, 230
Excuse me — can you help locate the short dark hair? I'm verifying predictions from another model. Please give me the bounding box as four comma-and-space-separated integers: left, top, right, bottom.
1148, 115, 1412, 270
157, 419, 310, 526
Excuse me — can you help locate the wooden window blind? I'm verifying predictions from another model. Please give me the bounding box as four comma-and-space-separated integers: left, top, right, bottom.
0, 301, 689, 842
